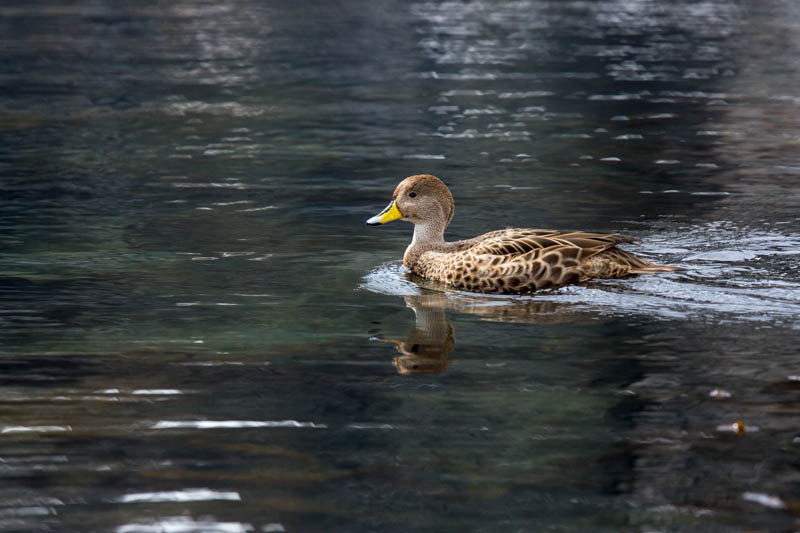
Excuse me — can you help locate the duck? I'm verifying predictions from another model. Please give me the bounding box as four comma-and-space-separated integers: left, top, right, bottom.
366, 174, 681, 293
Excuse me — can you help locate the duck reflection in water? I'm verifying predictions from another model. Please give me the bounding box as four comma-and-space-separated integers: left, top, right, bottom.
378, 280, 599, 375
382, 295, 456, 375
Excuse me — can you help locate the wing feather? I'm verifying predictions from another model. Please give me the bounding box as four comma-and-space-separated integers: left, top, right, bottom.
466, 229, 635, 258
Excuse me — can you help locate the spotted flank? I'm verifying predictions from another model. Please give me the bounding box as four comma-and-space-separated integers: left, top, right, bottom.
367, 174, 682, 294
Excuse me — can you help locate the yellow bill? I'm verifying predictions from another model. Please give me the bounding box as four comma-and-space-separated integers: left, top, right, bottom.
366, 200, 403, 225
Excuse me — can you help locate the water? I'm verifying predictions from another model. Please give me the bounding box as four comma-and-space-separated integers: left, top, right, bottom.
1, 0, 799, 531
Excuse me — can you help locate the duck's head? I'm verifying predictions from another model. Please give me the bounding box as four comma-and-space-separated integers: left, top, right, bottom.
366, 174, 454, 229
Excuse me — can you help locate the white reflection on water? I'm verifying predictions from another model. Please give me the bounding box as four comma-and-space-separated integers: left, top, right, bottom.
151, 420, 326, 429
116, 489, 240, 503
162, 101, 269, 118
117, 517, 252, 533
346, 423, 396, 430
0, 506, 57, 518
741, 492, 786, 509
0, 425, 71, 434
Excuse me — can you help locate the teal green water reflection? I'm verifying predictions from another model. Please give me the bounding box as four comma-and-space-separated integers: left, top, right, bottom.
1, 1, 800, 531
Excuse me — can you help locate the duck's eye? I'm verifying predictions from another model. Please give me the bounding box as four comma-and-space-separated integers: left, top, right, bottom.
409, 192, 417, 198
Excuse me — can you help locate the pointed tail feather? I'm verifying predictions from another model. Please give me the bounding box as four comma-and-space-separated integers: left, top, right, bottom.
584, 248, 684, 278
612, 248, 684, 274
627, 264, 685, 274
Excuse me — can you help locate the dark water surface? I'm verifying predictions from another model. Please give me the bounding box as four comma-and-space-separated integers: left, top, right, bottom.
2, 1, 800, 531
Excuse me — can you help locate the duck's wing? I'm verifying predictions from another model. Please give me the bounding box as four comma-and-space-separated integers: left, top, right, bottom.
467, 229, 635, 258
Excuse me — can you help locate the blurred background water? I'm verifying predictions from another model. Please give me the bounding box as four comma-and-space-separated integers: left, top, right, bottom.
1, 0, 799, 531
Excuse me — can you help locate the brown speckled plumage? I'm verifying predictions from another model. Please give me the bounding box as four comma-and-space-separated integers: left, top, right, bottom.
367, 174, 681, 293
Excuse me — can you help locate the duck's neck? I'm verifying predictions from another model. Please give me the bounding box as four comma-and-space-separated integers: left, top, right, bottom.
411, 221, 446, 248
404, 222, 447, 268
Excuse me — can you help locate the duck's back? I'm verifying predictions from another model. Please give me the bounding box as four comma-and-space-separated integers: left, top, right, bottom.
411, 228, 679, 293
